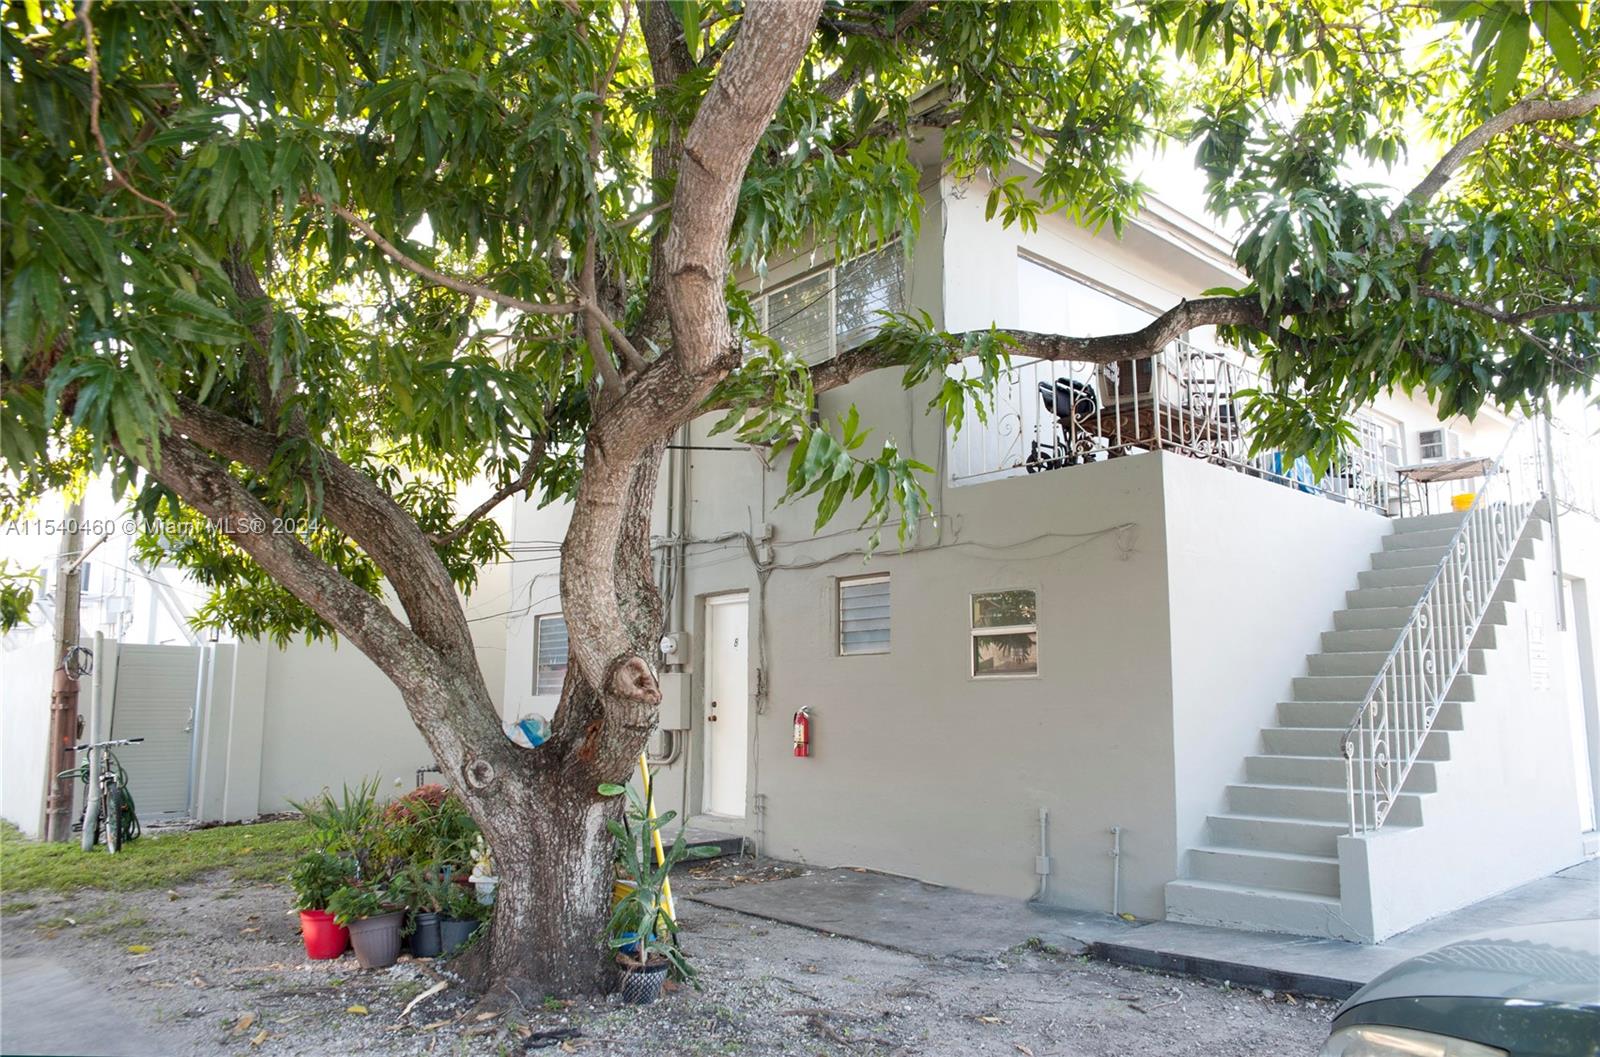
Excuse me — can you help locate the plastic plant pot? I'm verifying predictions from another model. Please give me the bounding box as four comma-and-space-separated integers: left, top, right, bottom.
347, 911, 404, 969
298, 909, 349, 960
409, 911, 443, 958
438, 917, 480, 956
618, 959, 669, 1005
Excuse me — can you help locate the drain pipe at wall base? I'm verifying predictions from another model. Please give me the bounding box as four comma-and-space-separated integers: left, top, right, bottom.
1027, 807, 1051, 903
1110, 826, 1123, 918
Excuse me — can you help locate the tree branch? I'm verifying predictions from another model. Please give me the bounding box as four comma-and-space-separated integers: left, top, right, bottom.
1405, 88, 1600, 209
809, 295, 1268, 395
1417, 288, 1600, 326
77, 0, 178, 222
144, 432, 511, 786
431, 434, 552, 547
172, 399, 485, 668
318, 198, 582, 316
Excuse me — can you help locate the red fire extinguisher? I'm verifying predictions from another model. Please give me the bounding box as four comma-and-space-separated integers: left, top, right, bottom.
793, 707, 811, 758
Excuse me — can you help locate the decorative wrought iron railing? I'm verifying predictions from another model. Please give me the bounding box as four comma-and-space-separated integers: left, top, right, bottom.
947, 340, 1400, 513
1548, 417, 1600, 521
1341, 419, 1546, 834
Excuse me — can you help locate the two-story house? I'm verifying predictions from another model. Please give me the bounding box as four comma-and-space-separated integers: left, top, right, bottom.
503, 145, 1599, 944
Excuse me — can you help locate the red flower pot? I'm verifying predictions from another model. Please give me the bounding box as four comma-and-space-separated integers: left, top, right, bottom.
299, 909, 349, 960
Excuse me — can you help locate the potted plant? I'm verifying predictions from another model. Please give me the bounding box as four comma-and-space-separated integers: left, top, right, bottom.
327, 882, 404, 969
438, 883, 486, 956
601, 781, 716, 1005
399, 864, 453, 958
289, 852, 356, 959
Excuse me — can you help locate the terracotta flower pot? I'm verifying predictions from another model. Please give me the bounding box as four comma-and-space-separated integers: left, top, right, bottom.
347, 910, 404, 969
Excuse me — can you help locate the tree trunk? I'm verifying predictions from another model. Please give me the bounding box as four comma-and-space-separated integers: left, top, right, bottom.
471, 765, 618, 999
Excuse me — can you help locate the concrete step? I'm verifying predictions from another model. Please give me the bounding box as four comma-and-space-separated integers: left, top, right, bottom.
1262, 726, 1451, 761
1187, 846, 1341, 897
1277, 700, 1463, 733
1332, 600, 1507, 631
1205, 813, 1345, 857
1383, 526, 1462, 550
1359, 565, 1437, 589
1293, 673, 1475, 702
1308, 650, 1486, 677
1226, 782, 1424, 825
1166, 879, 1348, 939
1371, 544, 1449, 570
1321, 624, 1498, 653
1245, 753, 1439, 793
1393, 511, 1467, 534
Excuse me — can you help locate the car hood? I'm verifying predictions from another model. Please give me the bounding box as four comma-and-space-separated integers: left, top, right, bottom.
1343, 920, 1600, 1011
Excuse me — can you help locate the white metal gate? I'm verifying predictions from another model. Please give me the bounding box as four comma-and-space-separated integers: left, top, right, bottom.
108, 644, 200, 820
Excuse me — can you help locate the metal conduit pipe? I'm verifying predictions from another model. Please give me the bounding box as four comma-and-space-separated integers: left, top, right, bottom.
1028, 806, 1050, 903
1110, 826, 1123, 918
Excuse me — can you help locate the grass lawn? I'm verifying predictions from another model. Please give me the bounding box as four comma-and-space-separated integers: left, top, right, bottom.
0, 819, 313, 898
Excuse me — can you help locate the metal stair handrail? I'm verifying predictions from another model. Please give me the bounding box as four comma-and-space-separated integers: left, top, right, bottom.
1342, 419, 1545, 835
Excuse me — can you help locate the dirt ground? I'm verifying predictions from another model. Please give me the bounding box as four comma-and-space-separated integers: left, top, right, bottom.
1, 856, 1336, 1057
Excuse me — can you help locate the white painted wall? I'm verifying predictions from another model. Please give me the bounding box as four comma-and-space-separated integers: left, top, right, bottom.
0, 639, 57, 836
1339, 524, 1588, 940
1163, 455, 1394, 865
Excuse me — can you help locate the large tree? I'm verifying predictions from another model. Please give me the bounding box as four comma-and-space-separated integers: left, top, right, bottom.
3, 0, 1596, 997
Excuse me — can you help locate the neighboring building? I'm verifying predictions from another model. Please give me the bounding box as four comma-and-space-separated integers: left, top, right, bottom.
504, 151, 1600, 943
0, 480, 509, 836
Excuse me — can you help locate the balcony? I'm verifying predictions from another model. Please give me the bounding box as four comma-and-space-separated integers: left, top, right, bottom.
947, 340, 1402, 514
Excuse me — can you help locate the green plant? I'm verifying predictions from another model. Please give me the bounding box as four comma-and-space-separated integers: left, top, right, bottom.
444, 880, 489, 922
397, 862, 456, 915
600, 780, 715, 982
290, 778, 381, 863
378, 786, 479, 872
325, 882, 390, 926
288, 852, 356, 912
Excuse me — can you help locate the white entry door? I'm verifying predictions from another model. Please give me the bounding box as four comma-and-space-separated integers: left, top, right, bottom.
109, 644, 200, 820
703, 593, 749, 818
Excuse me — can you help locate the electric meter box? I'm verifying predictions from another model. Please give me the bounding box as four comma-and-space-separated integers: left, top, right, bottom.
657, 672, 690, 730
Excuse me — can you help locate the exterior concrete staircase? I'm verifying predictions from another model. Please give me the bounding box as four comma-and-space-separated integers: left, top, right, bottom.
1165, 509, 1544, 939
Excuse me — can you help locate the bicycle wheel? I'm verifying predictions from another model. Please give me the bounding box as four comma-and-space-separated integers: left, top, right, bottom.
102, 784, 122, 854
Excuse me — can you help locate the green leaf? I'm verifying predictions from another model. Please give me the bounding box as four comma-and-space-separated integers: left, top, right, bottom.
1533, 1, 1588, 82
1491, 13, 1531, 108
667, 0, 700, 60
597, 783, 626, 797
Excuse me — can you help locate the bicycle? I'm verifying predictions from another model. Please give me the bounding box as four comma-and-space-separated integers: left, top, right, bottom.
57, 737, 143, 853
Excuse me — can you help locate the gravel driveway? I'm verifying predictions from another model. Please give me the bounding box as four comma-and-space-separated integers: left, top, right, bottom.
1, 858, 1334, 1056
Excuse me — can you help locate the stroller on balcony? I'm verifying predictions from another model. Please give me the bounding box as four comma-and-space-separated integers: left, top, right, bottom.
1026, 376, 1103, 472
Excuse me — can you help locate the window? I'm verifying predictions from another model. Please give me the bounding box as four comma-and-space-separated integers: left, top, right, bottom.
838, 574, 891, 655
756, 245, 904, 364
1418, 428, 1461, 462
534, 614, 568, 696
970, 590, 1038, 677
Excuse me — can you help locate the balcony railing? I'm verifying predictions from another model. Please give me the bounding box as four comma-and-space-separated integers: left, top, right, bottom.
947, 341, 1400, 513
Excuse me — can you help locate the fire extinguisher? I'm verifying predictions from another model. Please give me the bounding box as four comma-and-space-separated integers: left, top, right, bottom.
793, 707, 811, 758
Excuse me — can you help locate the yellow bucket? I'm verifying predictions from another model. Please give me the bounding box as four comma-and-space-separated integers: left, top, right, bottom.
611, 878, 636, 908
1451, 492, 1476, 512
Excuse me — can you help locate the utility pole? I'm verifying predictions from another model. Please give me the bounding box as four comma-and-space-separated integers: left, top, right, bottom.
42, 498, 84, 843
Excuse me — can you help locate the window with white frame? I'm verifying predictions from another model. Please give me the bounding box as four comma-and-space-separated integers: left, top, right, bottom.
756, 245, 904, 364
534, 614, 568, 696
970, 590, 1038, 677
1418, 428, 1462, 462
838, 573, 891, 655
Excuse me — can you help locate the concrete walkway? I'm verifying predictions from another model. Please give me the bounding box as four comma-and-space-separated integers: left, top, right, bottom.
0, 956, 195, 1057
687, 858, 1599, 1000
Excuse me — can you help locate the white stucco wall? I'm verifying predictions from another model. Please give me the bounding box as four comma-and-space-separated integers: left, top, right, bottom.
0, 639, 58, 836
1163, 455, 1394, 866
